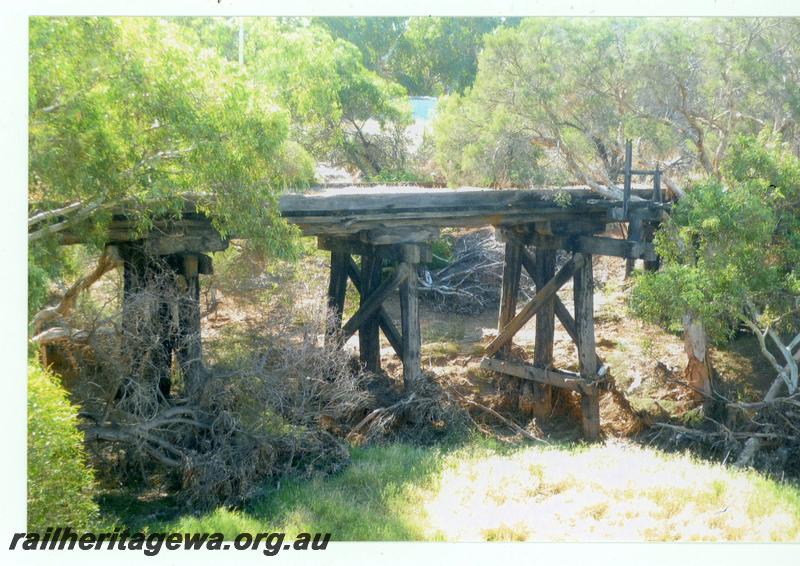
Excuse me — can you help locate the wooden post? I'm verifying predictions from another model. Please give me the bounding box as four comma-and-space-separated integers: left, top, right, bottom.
359, 254, 383, 373
642, 223, 660, 272
177, 253, 203, 396
574, 253, 600, 440
344, 255, 403, 356
625, 216, 643, 278
399, 260, 422, 390
326, 251, 349, 341
530, 247, 556, 418
497, 242, 523, 358
486, 254, 583, 358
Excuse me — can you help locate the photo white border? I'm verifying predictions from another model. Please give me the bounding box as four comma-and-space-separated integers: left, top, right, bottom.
2, 1, 799, 564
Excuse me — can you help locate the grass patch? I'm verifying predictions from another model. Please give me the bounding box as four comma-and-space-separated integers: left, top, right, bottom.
423, 320, 466, 343
112, 439, 800, 542
422, 341, 461, 362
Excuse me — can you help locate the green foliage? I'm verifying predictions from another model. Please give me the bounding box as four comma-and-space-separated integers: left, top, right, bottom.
432, 18, 800, 188
28, 361, 99, 532
632, 135, 800, 344
30, 18, 310, 252
433, 94, 547, 187
317, 17, 517, 96
390, 18, 515, 96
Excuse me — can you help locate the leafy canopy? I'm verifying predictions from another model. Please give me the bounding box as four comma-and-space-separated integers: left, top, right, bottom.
29, 17, 313, 257
632, 134, 800, 346
432, 18, 800, 189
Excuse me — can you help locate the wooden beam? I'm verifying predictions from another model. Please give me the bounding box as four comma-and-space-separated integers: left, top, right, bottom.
574, 235, 656, 261
532, 247, 556, 417
318, 236, 432, 264
497, 242, 523, 357
625, 217, 644, 277
574, 253, 600, 440
326, 251, 349, 340
642, 222, 661, 272
486, 254, 585, 358
522, 246, 605, 369
399, 261, 422, 390
357, 255, 383, 372
480, 358, 591, 392
345, 256, 403, 357
177, 253, 202, 396
342, 261, 410, 344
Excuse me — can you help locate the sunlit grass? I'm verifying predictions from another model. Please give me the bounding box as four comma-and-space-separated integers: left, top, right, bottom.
147, 439, 800, 542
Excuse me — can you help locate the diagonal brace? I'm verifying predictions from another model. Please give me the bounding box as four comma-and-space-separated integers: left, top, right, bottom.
485, 253, 585, 358
342, 262, 410, 342
345, 256, 403, 356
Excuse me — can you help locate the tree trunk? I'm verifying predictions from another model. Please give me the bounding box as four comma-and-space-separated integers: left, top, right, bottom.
682, 313, 713, 402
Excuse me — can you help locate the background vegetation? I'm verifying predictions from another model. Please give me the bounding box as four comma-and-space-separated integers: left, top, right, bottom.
26, 16, 800, 539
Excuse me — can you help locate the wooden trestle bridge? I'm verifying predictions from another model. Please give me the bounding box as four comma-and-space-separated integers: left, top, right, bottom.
59, 181, 669, 440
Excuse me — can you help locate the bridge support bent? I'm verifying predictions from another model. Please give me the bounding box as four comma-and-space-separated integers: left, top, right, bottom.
321, 237, 430, 392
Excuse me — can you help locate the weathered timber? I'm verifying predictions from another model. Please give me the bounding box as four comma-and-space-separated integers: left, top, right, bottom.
574, 236, 656, 261
609, 205, 667, 222
358, 255, 383, 372
344, 256, 403, 356
359, 226, 440, 245
485, 254, 584, 358
280, 185, 655, 217
642, 222, 661, 271
318, 236, 432, 264
177, 253, 203, 395
497, 242, 523, 358
501, 219, 607, 246
532, 247, 557, 418
281, 185, 659, 236
520, 247, 604, 368
574, 253, 600, 440
625, 216, 644, 277
326, 251, 349, 340
399, 261, 422, 389
342, 261, 410, 345
480, 358, 590, 392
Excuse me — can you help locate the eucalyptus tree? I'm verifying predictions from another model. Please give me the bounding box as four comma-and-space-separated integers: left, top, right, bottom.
28, 17, 314, 314
632, 134, 800, 402
241, 18, 412, 178
432, 18, 800, 396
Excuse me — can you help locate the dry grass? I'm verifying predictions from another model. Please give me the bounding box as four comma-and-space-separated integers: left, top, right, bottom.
422, 440, 800, 541
139, 439, 800, 542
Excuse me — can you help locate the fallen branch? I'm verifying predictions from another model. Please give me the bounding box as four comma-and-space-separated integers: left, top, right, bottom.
30, 247, 121, 333
448, 388, 547, 443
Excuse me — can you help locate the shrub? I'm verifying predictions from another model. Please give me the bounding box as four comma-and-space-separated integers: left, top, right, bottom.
27, 361, 99, 532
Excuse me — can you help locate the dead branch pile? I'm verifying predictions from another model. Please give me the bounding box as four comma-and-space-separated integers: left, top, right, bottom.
419, 229, 572, 314
45, 266, 372, 509
348, 373, 471, 445
646, 372, 800, 477
418, 228, 511, 314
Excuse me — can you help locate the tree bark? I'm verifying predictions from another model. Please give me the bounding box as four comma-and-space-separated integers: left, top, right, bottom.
682, 313, 713, 403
